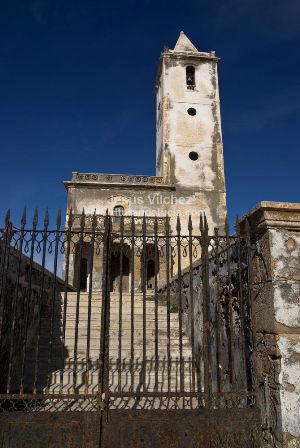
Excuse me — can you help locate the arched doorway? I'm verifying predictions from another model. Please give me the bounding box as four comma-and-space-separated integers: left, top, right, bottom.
74, 243, 92, 292
110, 244, 130, 292
80, 257, 88, 291
144, 244, 159, 290
147, 259, 155, 289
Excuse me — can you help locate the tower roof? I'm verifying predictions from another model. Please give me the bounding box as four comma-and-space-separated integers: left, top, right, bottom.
173, 31, 198, 53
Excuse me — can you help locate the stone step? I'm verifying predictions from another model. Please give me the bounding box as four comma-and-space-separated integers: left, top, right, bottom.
58, 296, 157, 304
50, 308, 177, 316
25, 348, 192, 361
29, 380, 196, 394
35, 334, 189, 345
17, 289, 193, 406
24, 371, 197, 390
40, 320, 180, 331
52, 300, 165, 306
23, 367, 194, 380
40, 323, 185, 339
42, 313, 179, 322
65, 292, 154, 298
21, 366, 196, 390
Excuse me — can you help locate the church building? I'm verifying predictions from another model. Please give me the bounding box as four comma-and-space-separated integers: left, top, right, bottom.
63, 32, 227, 292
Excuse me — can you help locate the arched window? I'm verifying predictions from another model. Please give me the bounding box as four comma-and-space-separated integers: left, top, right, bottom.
186, 66, 195, 90
113, 205, 125, 217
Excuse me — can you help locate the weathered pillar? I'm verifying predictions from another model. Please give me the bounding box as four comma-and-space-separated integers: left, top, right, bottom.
239, 201, 300, 448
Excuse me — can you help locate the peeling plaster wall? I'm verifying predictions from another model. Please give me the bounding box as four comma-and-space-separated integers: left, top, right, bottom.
152, 49, 227, 237
239, 203, 300, 448
270, 229, 300, 446
67, 185, 226, 237
155, 82, 164, 176
157, 53, 225, 195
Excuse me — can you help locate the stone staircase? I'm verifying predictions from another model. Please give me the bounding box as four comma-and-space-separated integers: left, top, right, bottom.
20, 291, 198, 409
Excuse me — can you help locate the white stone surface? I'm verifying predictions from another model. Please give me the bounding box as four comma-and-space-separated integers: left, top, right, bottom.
278, 336, 300, 438
269, 228, 300, 441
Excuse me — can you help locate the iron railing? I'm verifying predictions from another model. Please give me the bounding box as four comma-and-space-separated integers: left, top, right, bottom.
0, 209, 257, 413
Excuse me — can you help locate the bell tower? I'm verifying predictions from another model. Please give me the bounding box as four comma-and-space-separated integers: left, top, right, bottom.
155, 31, 226, 201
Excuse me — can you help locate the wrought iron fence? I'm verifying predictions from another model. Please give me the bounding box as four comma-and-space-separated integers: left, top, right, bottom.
0, 209, 257, 413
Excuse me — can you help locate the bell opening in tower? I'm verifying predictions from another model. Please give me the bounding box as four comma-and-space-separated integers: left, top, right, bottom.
186, 66, 195, 90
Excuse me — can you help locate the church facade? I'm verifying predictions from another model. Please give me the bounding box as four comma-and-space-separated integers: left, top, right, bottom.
63, 32, 227, 291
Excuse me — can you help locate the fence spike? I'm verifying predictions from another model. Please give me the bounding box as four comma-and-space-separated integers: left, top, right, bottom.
44, 208, 49, 228
130, 214, 135, 233
245, 217, 251, 244
56, 209, 62, 229
21, 207, 27, 227
33, 208, 38, 227
142, 213, 146, 234
234, 215, 240, 235
225, 214, 229, 236
120, 213, 124, 234
203, 212, 208, 233
68, 208, 73, 229
4, 209, 10, 229
176, 214, 181, 234
199, 213, 203, 234
80, 208, 85, 230
154, 215, 158, 235
92, 210, 97, 230
188, 214, 193, 233
165, 214, 170, 234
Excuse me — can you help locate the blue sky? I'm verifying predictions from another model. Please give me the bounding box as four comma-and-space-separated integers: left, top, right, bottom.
1, 0, 300, 229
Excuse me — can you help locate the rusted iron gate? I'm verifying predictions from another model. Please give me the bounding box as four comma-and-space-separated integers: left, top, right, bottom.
0, 209, 260, 447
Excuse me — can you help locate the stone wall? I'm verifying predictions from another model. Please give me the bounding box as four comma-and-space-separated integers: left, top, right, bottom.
239, 202, 300, 448
157, 201, 300, 447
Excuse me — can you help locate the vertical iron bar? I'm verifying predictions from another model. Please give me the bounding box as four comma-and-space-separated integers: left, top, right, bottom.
176, 216, 184, 393
142, 214, 147, 391
98, 212, 111, 448
225, 216, 236, 389
72, 209, 85, 391
214, 227, 222, 394
188, 215, 196, 392
0, 210, 11, 306
165, 216, 171, 395
20, 209, 38, 394
7, 209, 26, 393
130, 216, 135, 391
118, 214, 124, 393
85, 211, 96, 393
245, 218, 257, 399
59, 209, 72, 393
33, 209, 49, 394
235, 218, 248, 392
98, 212, 111, 395
103, 215, 112, 411
200, 213, 212, 407
154, 217, 159, 391
46, 209, 61, 393
0, 211, 12, 352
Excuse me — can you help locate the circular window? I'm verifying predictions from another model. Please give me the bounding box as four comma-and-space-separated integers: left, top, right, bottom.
187, 108, 196, 116
189, 151, 199, 161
